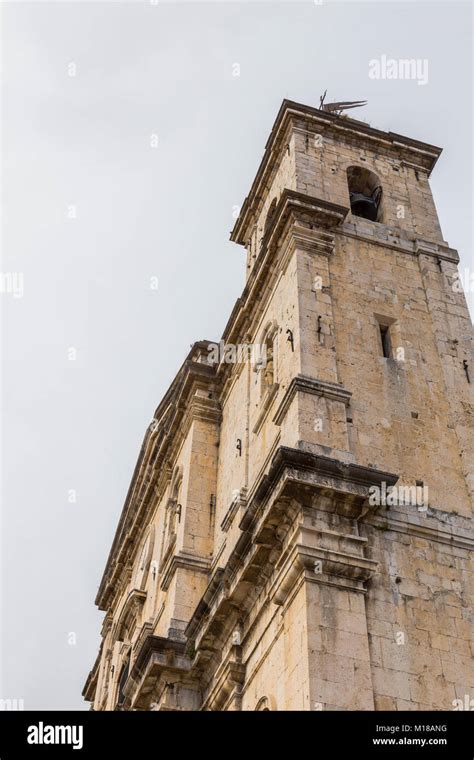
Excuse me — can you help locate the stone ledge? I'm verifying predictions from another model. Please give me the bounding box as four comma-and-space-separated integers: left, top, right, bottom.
125, 634, 191, 710
160, 550, 212, 592
273, 374, 352, 426
339, 225, 459, 263
256, 190, 348, 272
202, 653, 245, 711
269, 541, 379, 606
241, 445, 399, 531
367, 506, 474, 551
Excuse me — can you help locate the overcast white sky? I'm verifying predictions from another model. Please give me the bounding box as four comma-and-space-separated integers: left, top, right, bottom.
1, 0, 472, 710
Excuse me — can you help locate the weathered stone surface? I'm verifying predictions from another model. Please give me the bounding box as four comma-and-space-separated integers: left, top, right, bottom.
83, 99, 473, 712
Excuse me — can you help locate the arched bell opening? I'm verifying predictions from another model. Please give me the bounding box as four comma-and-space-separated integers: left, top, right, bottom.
347, 166, 383, 222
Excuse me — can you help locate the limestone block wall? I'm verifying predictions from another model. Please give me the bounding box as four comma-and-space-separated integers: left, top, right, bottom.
179, 415, 219, 558
213, 365, 248, 556
296, 392, 351, 457
328, 235, 471, 516
293, 118, 443, 241
213, 501, 473, 713
151, 412, 219, 636
161, 566, 210, 636
417, 254, 474, 499
306, 581, 375, 710
297, 246, 339, 384
247, 252, 303, 478
361, 507, 474, 710
233, 581, 311, 711
214, 250, 303, 564
142, 489, 168, 626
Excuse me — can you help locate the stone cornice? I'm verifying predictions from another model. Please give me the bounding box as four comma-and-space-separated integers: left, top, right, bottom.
160, 551, 212, 592
367, 506, 474, 551
278, 222, 337, 261
339, 224, 459, 263
265, 191, 349, 244
269, 525, 379, 606
231, 99, 442, 246
125, 634, 190, 710
240, 445, 399, 532
184, 446, 399, 662
202, 649, 245, 711
235, 190, 348, 300
273, 375, 352, 426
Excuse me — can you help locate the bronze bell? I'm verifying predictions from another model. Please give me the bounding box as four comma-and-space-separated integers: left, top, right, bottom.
349, 191, 379, 221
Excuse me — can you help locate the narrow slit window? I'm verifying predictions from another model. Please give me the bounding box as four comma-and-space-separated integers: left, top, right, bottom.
379, 324, 392, 358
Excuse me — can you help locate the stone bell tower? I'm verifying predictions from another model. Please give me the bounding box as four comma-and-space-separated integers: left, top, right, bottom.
231, 100, 472, 516
226, 100, 473, 709
84, 100, 473, 712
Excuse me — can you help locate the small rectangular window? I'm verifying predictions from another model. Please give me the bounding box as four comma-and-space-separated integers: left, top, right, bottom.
379, 324, 392, 358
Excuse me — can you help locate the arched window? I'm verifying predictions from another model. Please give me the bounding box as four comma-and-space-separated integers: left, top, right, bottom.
347, 166, 383, 222
263, 337, 275, 389
255, 696, 271, 711
258, 322, 278, 398
264, 197, 278, 237
116, 656, 130, 710
133, 526, 155, 590
160, 466, 182, 568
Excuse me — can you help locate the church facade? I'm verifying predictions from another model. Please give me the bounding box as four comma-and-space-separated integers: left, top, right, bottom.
83, 99, 473, 711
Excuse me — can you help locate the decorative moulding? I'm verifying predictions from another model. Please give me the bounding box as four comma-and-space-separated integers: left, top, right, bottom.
273, 374, 352, 426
